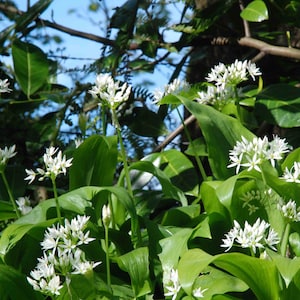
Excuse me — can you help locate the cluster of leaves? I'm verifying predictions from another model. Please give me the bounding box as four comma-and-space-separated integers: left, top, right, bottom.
1, 0, 300, 299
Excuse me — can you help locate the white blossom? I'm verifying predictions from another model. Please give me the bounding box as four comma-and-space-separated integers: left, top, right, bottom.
153, 78, 190, 103
164, 268, 181, 300
102, 204, 112, 226
0, 145, 17, 168
0, 78, 12, 93
28, 215, 101, 297
16, 196, 32, 215
88, 73, 131, 110
221, 218, 279, 254
192, 287, 208, 298
25, 146, 73, 183
279, 200, 300, 222
228, 135, 290, 174
281, 162, 300, 183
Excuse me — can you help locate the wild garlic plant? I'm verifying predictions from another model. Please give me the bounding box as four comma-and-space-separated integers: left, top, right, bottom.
25, 146, 73, 222
27, 215, 100, 298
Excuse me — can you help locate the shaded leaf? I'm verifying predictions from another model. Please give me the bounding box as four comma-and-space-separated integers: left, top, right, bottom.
12, 39, 49, 97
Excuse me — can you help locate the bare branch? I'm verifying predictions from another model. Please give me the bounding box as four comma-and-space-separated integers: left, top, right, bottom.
238, 37, 300, 60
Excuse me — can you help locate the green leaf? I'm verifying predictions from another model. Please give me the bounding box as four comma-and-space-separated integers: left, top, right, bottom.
69, 135, 118, 190
0, 264, 43, 300
121, 160, 188, 206
214, 253, 280, 300
12, 39, 49, 97
122, 107, 167, 137
289, 232, 300, 257
240, 0, 268, 22
255, 84, 300, 127
117, 247, 151, 297
180, 99, 254, 179
0, 200, 15, 221
267, 249, 300, 288
143, 150, 199, 196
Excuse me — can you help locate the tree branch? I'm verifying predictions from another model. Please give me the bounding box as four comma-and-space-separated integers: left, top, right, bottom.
238, 37, 300, 60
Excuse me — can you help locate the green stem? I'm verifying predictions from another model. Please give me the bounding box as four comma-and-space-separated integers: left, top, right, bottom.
176, 107, 207, 181
280, 222, 291, 257
104, 223, 111, 291
1, 172, 20, 218
51, 177, 62, 224
234, 86, 241, 121
112, 110, 133, 197
112, 109, 142, 247
101, 106, 107, 136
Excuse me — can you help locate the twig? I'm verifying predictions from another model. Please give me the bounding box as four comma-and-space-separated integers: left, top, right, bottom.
239, 0, 251, 37
153, 114, 196, 152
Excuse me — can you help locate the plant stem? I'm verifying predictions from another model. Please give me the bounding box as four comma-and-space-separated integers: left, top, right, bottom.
234, 86, 241, 121
104, 223, 111, 291
51, 177, 62, 224
1, 172, 20, 218
176, 107, 207, 181
101, 106, 107, 136
112, 110, 133, 197
280, 222, 291, 257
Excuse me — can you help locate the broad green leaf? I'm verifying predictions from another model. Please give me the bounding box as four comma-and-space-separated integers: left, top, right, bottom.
214, 253, 280, 300
240, 0, 268, 22
289, 232, 300, 257
0, 200, 16, 221
117, 247, 151, 297
159, 228, 194, 269
12, 39, 49, 97
281, 147, 300, 171
180, 99, 254, 179
143, 150, 199, 196
69, 135, 118, 190
267, 249, 300, 287
120, 160, 188, 206
177, 248, 214, 294
255, 84, 300, 127
122, 107, 167, 137
0, 264, 43, 300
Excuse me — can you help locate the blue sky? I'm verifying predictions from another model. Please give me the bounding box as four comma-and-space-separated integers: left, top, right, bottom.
13, 0, 185, 90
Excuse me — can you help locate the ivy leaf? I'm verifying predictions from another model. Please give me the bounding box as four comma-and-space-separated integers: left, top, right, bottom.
240, 0, 269, 22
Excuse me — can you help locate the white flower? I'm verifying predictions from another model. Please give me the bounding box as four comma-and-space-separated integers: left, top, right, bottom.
221, 218, 279, 254
192, 287, 208, 298
228, 135, 290, 174
281, 162, 300, 183
206, 60, 261, 88
153, 78, 190, 103
74, 138, 83, 148
164, 268, 181, 300
279, 200, 300, 222
72, 261, 102, 275
0, 78, 12, 93
25, 146, 73, 183
88, 73, 131, 110
16, 196, 32, 215
0, 145, 17, 168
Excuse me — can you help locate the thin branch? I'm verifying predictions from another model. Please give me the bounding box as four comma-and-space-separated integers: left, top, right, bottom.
239, 0, 251, 37
238, 37, 300, 60
153, 114, 196, 152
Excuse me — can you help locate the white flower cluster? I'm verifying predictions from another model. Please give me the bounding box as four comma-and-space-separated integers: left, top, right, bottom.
0, 144, 17, 170
163, 266, 207, 299
281, 162, 300, 183
25, 147, 73, 184
0, 78, 12, 93
221, 218, 279, 254
196, 60, 261, 109
153, 78, 190, 103
279, 200, 300, 222
88, 73, 131, 110
27, 215, 101, 296
228, 135, 290, 174
16, 196, 32, 215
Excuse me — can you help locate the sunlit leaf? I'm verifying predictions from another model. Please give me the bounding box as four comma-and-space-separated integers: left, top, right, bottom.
240, 0, 268, 22
12, 39, 49, 97
117, 247, 151, 297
